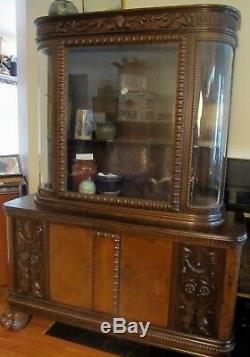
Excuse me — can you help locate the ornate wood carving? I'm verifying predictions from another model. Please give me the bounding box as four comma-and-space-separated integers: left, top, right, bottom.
55, 13, 196, 35
35, 7, 240, 41
0, 308, 31, 331
15, 218, 46, 298
171, 244, 223, 337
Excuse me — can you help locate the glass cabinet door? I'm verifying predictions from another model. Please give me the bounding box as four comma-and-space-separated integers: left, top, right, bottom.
189, 42, 234, 208
66, 44, 178, 202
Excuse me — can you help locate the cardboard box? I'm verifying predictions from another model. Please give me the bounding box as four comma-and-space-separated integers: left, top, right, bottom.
118, 91, 173, 122
118, 91, 158, 121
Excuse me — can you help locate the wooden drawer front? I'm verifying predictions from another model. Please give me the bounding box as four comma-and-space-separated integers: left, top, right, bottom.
119, 234, 172, 327
49, 224, 117, 314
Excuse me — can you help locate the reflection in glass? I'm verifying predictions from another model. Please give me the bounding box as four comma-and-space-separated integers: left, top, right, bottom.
38, 49, 53, 189
190, 42, 234, 208
66, 44, 178, 202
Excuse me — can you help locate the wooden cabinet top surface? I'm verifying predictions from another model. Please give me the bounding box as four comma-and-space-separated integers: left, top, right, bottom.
4, 195, 246, 246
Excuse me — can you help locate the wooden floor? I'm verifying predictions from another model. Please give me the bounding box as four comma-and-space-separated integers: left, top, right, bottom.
0, 287, 118, 357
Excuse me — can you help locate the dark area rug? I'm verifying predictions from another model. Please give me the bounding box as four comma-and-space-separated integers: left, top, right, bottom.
46, 297, 250, 356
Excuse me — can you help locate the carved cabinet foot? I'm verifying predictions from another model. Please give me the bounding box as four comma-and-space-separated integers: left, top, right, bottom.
0, 307, 31, 330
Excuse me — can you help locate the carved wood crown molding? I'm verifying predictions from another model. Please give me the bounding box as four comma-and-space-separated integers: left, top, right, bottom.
35, 6, 240, 42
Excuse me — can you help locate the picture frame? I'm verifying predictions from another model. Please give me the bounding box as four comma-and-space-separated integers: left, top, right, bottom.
0, 155, 22, 177
83, 0, 124, 13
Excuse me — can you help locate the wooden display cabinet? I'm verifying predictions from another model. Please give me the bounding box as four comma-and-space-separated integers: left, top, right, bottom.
0, 5, 246, 356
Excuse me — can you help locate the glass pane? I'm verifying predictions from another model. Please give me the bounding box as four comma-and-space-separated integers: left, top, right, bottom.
38, 48, 53, 189
190, 42, 234, 208
0, 82, 18, 154
67, 44, 178, 202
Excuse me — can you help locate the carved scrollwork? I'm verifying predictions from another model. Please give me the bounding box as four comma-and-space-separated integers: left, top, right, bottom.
140, 13, 195, 29
15, 218, 46, 298
55, 13, 195, 35
174, 245, 222, 337
56, 15, 132, 34
36, 7, 240, 42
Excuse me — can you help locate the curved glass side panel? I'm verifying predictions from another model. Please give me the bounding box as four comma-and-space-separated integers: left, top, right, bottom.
66, 44, 178, 203
189, 42, 234, 208
38, 48, 53, 189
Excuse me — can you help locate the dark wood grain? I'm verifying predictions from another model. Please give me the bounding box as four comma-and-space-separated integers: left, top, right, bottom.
0, 192, 19, 286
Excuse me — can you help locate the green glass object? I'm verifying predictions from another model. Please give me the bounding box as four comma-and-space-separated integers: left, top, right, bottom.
79, 179, 96, 195
48, 0, 78, 16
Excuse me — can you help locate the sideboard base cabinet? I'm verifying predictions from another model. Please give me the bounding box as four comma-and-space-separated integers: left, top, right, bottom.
1, 196, 246, 357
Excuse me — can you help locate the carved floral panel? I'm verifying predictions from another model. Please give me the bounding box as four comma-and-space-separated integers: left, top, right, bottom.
170, 243, 224, 337
14, 218, 46, 298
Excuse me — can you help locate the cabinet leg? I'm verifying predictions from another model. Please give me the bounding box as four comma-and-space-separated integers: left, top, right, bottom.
0, 307, 31, 330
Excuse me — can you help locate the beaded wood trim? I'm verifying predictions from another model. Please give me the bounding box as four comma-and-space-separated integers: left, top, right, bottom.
93, 231, 121, 315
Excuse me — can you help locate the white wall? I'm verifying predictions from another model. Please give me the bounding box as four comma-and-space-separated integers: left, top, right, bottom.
19, 0, 250, 192
0, 0, 18, 155
124, 1, 250, 159
0, 0, 16, 55
16, 0, 83, 193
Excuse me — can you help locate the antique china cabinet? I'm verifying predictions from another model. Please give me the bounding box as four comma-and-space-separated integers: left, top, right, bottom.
1, 5, 246, 356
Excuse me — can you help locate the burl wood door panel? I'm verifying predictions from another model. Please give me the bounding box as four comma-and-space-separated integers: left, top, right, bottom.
49, 224, 93, 308
119, 234, 172, 327
49, 224, 115, 314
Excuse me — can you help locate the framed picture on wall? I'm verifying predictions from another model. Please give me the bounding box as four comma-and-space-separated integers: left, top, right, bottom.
0, 155, 22, 177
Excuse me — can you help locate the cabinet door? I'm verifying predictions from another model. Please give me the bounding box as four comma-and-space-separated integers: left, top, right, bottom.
49, 224, 93, 308
49, 223, 116, 314
64, 43, 178, 206
119, 234, 173, 327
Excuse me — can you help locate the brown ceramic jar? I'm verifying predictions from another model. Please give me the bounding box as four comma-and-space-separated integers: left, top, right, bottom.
72, 159, 97, 191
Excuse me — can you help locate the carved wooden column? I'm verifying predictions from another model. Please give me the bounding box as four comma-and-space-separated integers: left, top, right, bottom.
1, 217, 47, 330
14, 218, 47, 298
